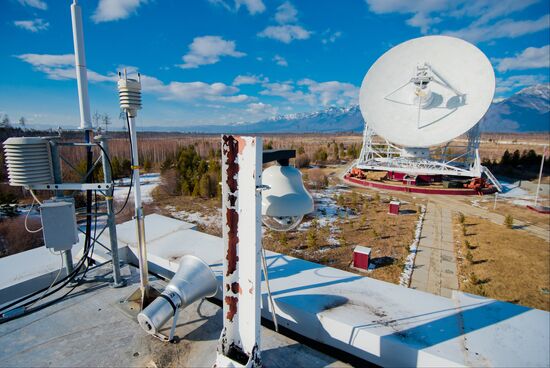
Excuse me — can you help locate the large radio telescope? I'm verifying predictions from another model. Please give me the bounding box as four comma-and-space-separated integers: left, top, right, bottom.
355, 35, 501, 191
359, 35, 495, 148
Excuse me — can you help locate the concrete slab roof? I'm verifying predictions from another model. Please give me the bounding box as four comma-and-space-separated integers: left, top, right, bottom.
0, 264, 349, 368
1, 214, 548, 367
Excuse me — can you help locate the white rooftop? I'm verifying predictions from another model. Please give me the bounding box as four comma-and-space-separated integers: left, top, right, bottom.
1, 214, 549, 367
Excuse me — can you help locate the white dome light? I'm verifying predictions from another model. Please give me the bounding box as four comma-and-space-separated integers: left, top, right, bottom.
261, 165, 313, 231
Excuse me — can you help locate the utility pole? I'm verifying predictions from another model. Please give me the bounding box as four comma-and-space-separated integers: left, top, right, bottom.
534, 146, 548, 207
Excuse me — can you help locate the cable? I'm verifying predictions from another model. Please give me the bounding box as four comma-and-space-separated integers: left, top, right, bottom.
114, 112, 134, 215
24, 199, 42, 233
0, 139, 110, 316
261, 246, 279, 333
0, 122, 131, 322
28, 189, 42, 205
0, 183, 96, 314
0, 260, 111, 325
0, 191, 104, 319
26, 252, 64, 309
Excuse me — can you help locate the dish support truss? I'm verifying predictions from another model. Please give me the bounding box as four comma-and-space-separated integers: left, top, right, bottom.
356, 120, 502, 192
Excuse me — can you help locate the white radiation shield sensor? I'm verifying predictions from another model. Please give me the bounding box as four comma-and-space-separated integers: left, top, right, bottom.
359, 35, 495, 148
261, 165, 314, 231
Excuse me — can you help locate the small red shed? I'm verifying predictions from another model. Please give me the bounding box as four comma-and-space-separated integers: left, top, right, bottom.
389, 200, 400, 215
353, 246, 372, 270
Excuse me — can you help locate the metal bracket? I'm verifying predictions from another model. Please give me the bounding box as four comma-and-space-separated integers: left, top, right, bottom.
262, 149, 295, 166
27, 183, 112, 191
256, 185, 271, 192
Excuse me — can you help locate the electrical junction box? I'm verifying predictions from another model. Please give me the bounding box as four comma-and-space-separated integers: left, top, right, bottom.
40, 201, 78, 252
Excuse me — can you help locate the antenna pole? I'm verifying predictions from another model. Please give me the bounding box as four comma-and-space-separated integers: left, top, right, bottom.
70, 0, 92, 130
118, 71, 150, 308
70, 0, 94, 282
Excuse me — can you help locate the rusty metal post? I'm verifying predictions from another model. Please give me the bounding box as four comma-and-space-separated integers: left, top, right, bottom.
216, 135, 262, 367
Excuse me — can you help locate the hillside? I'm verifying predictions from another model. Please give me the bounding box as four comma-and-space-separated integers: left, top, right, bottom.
177, 84, 549, 134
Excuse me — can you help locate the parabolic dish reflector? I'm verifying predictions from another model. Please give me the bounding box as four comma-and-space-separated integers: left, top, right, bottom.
359, 36, 495, 148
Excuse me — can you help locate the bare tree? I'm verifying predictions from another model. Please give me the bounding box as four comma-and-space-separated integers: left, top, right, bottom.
92, 111, 101, 129
119, 111, 127, 131
101, 113, 111, 132
0, 114, 11, 128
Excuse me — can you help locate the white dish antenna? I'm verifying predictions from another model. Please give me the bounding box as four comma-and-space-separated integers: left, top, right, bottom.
359, 36, 495, 148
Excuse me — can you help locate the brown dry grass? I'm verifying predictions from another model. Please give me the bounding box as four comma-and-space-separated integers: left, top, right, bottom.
489, 201, 550, 231
0, 216, 44, 257
454, 215, 550, 311
151, 187, 222, 236
262, 191, 419, 284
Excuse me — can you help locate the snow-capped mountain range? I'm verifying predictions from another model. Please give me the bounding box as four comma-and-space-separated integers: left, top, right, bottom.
481, 84, 549, 132
177, 84, 549, 133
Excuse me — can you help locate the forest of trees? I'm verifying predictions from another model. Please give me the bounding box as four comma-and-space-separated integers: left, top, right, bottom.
483, 149, 549, 178
159, 144, 222, 198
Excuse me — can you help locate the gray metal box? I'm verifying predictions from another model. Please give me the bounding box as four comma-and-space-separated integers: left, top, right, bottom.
40, 201, 78, 251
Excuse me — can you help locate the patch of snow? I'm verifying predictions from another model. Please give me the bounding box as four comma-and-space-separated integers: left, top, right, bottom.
298, 186, 358, 247
498, 179, 532, 199
399, 205, 426, 287
113, 173, 160, 204
165, 205, 221, 228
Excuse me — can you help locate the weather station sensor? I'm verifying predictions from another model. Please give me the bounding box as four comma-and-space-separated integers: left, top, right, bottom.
348, 35, 502, 194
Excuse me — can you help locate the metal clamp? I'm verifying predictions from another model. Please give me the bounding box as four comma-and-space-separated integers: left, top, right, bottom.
27, 183, 112, 191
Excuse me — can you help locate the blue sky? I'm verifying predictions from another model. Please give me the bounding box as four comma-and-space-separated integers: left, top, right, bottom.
0, 0, 549, 129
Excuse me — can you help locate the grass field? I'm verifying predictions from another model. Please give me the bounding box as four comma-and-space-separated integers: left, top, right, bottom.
454, 214, 550, 311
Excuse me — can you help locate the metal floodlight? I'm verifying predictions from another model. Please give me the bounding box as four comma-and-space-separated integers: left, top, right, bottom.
137, 255, 218, 341
261, 150, 314, 231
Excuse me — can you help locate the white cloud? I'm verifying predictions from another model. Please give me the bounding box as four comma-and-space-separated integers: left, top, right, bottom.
209, 0, 265, 15
365, 0, 452, 33
246, 102, 278, 116
236, 0, 265, 15
16, 54, 253, 105
298, 79, 358, 106
15, 53, 114, 82
275, 1, 298, 24
495, 74, 548, 94
258, 25, 311, 43
260, 82, 313, 104
92, 0, 147, 23
17, 0, 47, 10
364, 0, 542, 38
179, 36, 245, 69
258, 1, 311, 43
16, 54, 74, 67
273, 55, 288, 67
445, 15, 550, 43
321, 30, 342, 44
14, 19, 49, 32
160, 81, 250, 103
260, 79, 358, 107
233, 74, 266, 85
494, 45, 550, 72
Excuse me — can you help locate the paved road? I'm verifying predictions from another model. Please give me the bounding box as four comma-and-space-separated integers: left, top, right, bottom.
410, 202, 459, 298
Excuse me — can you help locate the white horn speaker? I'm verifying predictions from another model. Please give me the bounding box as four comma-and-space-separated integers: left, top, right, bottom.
137, 255, 218, 338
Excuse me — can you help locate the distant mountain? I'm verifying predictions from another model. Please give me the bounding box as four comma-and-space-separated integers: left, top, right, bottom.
481, 84, 550, 132
178, 105, 364, 134
148, 84, 549, 134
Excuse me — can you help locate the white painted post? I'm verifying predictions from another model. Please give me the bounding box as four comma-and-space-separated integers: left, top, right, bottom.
534, 146, 547, 207
217, 135, 262, 368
